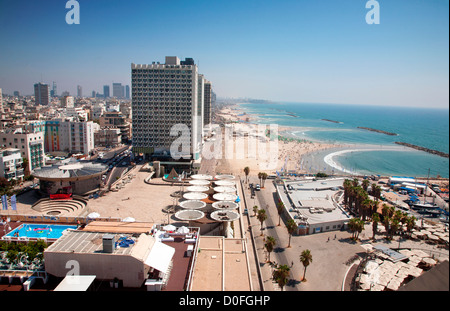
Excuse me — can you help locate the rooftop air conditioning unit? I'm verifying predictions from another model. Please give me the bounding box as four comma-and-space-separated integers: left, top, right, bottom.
103, 234, 115, 253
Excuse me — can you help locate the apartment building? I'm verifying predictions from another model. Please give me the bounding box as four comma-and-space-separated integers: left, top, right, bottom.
0, 148, 24, 180
0, 128, 45, 172
34, 83, 50, 106
131, 56, 203, 160
99, 111, 131, 142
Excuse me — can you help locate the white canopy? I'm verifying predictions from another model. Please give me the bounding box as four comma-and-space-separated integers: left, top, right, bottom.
54, 275, 96, 291
87, 212, 100, 219
163, 224, 176, 231
177, 226, 190, 234
144, 242, 175, 274
122, 217, 136, 222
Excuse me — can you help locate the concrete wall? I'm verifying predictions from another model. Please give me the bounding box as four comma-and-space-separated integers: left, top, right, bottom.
44, 252, 149, 288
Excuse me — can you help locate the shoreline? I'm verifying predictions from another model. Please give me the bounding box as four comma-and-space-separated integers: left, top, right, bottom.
218, 103, 449, 179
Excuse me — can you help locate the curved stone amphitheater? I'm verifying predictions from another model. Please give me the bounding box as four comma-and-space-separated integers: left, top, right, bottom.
32, 197, 88, 217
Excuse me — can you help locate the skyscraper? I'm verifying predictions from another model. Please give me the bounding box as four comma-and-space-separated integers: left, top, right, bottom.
77, 85, 82, 98
131, 56, 203, 160
51, 81, 57, 97
203, 80, 212, 126
0, 88, 3, 112
103, 85, 110, 98
125, 85, 130, 99
34, 82, 50, 105
112, 83, 124, 98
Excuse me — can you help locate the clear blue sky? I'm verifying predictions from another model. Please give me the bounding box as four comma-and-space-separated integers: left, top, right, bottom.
0, 0, 448, 108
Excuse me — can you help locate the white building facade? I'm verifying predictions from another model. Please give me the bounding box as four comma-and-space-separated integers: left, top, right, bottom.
131, 56, 203, 160
0, 129, 45, 172
0, 148, 24, 180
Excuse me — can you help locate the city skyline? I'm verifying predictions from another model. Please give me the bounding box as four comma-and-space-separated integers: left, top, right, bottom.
0, 0, 448, 108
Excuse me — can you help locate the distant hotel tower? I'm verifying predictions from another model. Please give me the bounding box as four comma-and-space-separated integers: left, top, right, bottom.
131, 56, 208, 161
34, 82, 50, 105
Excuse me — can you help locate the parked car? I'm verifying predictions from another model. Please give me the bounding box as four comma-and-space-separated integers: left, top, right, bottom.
255, 184, 261, 191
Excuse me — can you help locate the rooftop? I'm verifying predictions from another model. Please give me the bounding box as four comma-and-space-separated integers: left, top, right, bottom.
190, 236, 252, 291
33, 158, 107, 180
44, 230, 152, 256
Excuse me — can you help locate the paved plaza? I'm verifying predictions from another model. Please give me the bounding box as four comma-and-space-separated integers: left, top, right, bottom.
240, 175, 449, 291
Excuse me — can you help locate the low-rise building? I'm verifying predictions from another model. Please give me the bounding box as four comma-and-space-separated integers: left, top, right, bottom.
276, 178, 351, 235
94, 128, 122, 147
0, 148, 24, 180
0, 128, 45, 172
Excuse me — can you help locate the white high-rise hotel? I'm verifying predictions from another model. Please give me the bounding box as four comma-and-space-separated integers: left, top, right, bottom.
132, 56, 210, 161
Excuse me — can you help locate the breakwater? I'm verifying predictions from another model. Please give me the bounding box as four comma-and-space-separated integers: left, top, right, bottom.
322, 119, 342, 124
395, 142, 449, 158
357, 127, 398, 136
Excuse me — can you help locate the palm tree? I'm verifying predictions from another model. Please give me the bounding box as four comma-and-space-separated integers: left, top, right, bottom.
265, 236, 276, 262
276, 201, 285, 226
261, 172, 268, 187
389, 218, 400, 240
257, 209, 267, 236
286, 219, 297, 248
343, 179, 352, 206
372, 213, 380, 240
253, 205, 259, 217
257, 172, 263, 186
348, 218, 358, 240
405, 216, 417, 237
348, 217, 365, 240
362, 179, 370, 192
243, 167, 250, 184
299, 249, 313, 281
272, 264, 290, 291
361, 198, 373, 221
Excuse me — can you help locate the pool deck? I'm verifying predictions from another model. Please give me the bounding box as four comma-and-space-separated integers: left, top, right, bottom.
0, 222, 78, 242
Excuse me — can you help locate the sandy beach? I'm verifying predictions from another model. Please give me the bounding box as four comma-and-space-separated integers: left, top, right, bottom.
214, 105, 339, 176
214, 105, 437, 178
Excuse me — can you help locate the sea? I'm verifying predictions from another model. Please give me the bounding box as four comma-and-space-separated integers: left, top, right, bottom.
237, 101, 449, 178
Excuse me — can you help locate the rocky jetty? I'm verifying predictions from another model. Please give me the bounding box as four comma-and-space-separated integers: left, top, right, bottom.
357, 127, 398, 136
322, 119, 342, 124
395, 142, 449, 158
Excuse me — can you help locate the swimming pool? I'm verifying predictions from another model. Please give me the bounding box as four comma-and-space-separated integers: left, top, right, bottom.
3, 224, 78, 240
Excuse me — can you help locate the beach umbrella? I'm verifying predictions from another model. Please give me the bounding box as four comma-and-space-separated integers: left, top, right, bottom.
163, 224, 177, 231
122, 217, 136, 222
177, 226, 190, 234
87, 212, 100, 219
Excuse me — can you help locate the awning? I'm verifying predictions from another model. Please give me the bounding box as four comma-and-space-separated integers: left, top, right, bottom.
54, 275, 96, 291
144, 241, 175, 274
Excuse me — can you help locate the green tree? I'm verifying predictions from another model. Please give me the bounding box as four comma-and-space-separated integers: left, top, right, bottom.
343, 179, 352, 206
348, 217, 365, 240
286, 219, 297, 248
405, 216, 417, 237
372, 213, 380, 240
299, 249, 313, 281
276, 201, 285, 226
253, 205, 259, 217
265, 236, 276, 262
261, 172, 268, 187
362, 179, 370, 192
272, 264, 290, 291
243, 167, 250, 184
257, 209, 267, 236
